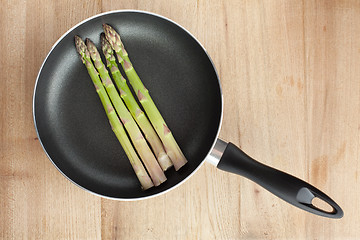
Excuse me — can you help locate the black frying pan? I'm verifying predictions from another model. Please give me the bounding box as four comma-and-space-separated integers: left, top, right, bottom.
33, 10, 343, 218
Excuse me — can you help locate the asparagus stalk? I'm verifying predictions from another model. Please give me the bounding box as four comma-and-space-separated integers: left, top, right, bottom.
74, 36, 153, 190
103, 24, 188, 171
100, 34, 173, 171
86, 38, 166, 186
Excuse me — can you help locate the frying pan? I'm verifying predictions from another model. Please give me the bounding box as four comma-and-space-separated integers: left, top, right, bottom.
33, 10, 343, 218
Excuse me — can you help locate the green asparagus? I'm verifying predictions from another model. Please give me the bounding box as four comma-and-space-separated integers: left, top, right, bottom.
103, 24, 188, 171
86, 38, 167, 186
100, 33, 173, 171
74, 36, 154, 190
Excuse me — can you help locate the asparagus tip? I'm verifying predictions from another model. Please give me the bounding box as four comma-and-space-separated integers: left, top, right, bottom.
85, 38, 103, 69
102, 23, 113, 35
85, 38, 96, 54
102, 23, 109, 29
103, 23, 122, 53
102, 24, 112, 38
100, 32, 114, 60
74, 35, 89, 63
74, 35, 84, 54
74, 35, 81, 44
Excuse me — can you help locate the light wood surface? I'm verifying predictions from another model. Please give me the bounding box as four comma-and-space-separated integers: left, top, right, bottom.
1, 0, 359, 239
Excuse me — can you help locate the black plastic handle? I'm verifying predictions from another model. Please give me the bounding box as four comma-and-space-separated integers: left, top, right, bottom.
217, 142, 343, 218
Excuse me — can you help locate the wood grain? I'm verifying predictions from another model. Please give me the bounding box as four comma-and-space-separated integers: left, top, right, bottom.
1, 0, 359, 239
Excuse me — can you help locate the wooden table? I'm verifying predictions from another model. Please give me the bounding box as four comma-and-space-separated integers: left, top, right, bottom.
1, 0, 359, 239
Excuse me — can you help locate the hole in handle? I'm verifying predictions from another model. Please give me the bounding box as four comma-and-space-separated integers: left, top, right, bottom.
312, 197, 334, 213
296, 187, 343, 217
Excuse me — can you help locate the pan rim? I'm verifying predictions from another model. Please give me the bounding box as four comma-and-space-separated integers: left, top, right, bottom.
32, 9, 224, 200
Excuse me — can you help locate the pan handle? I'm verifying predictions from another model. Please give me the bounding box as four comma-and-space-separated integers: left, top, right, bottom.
208, 139, 343, 219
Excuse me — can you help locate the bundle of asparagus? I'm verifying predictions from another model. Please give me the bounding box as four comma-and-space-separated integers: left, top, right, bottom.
85, 38, 166, 186
74, 24, 188, 189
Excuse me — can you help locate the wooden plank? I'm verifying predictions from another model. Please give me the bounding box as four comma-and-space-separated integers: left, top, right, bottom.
0, 0, 102, 239
304, 1, 360, 239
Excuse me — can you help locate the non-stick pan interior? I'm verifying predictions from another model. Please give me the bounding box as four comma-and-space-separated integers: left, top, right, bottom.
34, 11, 222, 199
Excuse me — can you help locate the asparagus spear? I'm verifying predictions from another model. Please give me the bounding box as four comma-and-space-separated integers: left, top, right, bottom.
103, 24, 188, 171
74, 36, 153, 190
100, 34, 173, 171
86, 38, 167, 186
